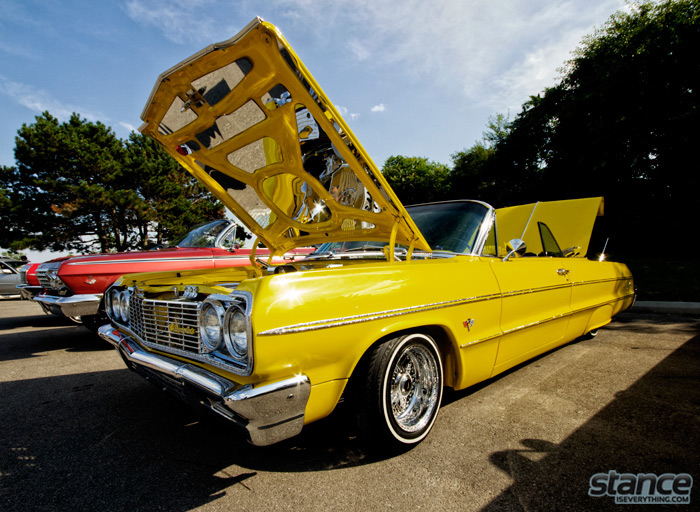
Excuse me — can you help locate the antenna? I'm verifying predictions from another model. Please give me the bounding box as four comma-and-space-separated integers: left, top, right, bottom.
598, 238, 609, 262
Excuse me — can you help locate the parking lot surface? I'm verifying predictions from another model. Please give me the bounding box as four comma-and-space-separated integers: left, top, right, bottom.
1, 300, 698, 511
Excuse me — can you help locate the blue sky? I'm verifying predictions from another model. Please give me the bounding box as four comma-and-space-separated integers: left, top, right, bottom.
1, 0, 629, 260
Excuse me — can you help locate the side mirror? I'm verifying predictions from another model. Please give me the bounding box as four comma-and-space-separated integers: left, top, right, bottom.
562, 246, 581, 258
503, 239, 526, 261
222, 233, 239, 252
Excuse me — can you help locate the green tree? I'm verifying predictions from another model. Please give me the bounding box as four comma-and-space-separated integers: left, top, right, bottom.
381, 155, 450, 205
490, 0, 700, 252
0, 112, 225, 253
2, 112, 127, 253
449, 113, 511, 204
1, 249, 25, 260
122, 133, 225, 248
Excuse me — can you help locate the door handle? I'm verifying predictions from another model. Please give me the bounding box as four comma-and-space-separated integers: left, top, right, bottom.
557, 268, 570, 276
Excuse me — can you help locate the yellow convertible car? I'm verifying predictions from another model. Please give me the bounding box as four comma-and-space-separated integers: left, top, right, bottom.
99, 18, 634, 448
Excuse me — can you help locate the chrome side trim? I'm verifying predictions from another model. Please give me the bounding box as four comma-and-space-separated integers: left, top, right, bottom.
66, 256, 218, 266
257, 292, 503, 336
98, 324, 310, 446
258, 275, 634, 336
459, 292, 636, 349
459, 333, 502, 349
501, 275, 634, 299
32, 293, 102, 317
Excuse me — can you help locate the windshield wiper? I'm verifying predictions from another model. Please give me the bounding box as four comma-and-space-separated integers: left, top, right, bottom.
341, 245, 387, 253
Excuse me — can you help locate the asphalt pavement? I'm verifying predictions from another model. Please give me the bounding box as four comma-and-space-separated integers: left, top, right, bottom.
1, 300, 698, 511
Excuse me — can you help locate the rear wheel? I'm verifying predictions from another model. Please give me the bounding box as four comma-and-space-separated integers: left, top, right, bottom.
356, 333, 443, 450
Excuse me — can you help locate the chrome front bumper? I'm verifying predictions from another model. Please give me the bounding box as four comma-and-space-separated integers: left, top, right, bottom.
16, 284, 42, 301
33, 293, 102, 317
98, 324, 310, 446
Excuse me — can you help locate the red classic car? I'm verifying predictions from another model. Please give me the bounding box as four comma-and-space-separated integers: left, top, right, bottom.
16, 262, 41, 300
31, 219, 310, 330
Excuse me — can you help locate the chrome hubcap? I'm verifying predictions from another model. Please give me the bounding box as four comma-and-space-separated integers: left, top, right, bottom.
390, 343, 440, 433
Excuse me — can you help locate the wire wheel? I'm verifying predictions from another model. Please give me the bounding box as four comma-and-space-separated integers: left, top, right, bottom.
357, 332, 443, 449
386, 341, 441, 435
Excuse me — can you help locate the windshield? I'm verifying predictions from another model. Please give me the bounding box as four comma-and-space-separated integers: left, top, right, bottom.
314, 201, 490, 256
2, 260, 25, 271
409, 202, 489, 253
169, 220, 231, 248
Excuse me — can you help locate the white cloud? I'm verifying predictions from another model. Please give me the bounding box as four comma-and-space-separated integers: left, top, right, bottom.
120, 0, 629, 116
335, 104, 360, 121
371, 103, 387, 113
348, 40, 371, 62
0, 75, 104, 123
123, 0, 222, 44
269, 0, 628, 109
119, 122, 137, 133
0, 40, 37, 59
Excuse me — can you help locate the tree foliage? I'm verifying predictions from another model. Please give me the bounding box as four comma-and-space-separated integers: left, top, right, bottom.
0, 112, 225, 253
382, 155, 450, 205
490, 0, 700, 252
122, 132, 225, 247
449, 113, 510, 205
384, 0, 699, 256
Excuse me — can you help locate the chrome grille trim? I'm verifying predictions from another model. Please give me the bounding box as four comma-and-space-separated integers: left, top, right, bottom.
35, 262, 62, 290
116, 289, 254, 376
128, 295, 201, 354
36, 268, 51, 289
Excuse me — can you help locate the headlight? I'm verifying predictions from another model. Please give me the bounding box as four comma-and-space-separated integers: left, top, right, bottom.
107, 288, 118, 319
199, 301, 224, 352
19, 264, 30, 285
118, 290, 131, 323
107, 288, 122, 321
224, 306, 248, 359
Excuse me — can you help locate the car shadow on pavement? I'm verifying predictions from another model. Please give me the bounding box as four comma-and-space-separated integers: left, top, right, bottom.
0, 371, 376, 511
2, 312, 697, 511
480, 331, 700, 511
0, 312, 78, 330
0, 327, 112, 362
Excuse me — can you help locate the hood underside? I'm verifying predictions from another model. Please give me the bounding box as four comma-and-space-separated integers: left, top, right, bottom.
140, 17, 429, 255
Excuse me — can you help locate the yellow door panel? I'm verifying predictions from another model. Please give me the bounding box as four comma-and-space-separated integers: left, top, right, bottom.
489, 258, 572, 372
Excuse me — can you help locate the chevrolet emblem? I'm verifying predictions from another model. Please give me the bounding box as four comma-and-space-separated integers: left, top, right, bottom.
169, 323, 196, 335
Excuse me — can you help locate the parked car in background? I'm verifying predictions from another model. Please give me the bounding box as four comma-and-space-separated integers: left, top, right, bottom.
32, 218, 310, 330
99, 18, 635, 449
0, 258, 26, 299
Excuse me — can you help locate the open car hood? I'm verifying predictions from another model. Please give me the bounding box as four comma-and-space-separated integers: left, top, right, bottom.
140, 18, 429, 256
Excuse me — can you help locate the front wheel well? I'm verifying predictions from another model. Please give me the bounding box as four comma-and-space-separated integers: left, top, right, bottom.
346, 325, 457, 397
346, 328, 448, 451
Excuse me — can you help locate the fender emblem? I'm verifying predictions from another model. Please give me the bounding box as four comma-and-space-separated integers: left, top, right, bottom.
463, 318, 475, 331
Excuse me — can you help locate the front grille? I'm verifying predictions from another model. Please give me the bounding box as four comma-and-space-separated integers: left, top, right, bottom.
129, 295, 201, 353
18, 268, 28, 285
35, 262, 62, 290
36, 268, 50, 289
